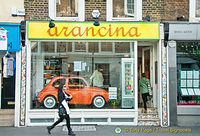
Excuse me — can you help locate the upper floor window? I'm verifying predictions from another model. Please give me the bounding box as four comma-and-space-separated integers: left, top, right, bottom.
196, 0, 200, 18
107, 0, 142, 21
189, 0, 200, 22
49, 0, 85, 21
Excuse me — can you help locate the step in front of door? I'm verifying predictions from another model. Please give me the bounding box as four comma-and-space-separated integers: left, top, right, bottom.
0, 109, 14, 126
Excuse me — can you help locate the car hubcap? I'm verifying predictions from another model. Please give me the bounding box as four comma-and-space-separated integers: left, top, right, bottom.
94, 97, 104, 108
44, 97, 55, 108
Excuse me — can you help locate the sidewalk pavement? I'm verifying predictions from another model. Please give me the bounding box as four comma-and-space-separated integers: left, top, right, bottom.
0, 125, 200, 136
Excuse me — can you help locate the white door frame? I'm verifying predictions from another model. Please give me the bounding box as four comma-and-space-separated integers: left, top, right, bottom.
142, 46, 156, 107
142, 47, 153, 84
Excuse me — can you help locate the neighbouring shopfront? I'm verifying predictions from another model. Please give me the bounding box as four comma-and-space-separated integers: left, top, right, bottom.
169, 23, 200, 125
15, 21, 170, 127
0, 23, 20, 109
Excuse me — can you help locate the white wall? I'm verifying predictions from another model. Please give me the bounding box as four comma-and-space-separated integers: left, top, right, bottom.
0, 0, 24, 23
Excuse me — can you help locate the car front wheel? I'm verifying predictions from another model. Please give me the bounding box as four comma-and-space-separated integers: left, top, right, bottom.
43, 95, 56, 109
92, 96, 105, 108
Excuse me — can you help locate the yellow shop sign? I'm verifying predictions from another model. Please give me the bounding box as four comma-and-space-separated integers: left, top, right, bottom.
28, 21, 160, 40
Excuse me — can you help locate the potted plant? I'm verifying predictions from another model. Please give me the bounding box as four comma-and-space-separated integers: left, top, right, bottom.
109, 99, 120, 109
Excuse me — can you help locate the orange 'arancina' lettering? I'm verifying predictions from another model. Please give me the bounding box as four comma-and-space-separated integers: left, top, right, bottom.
47, 24, 141, 38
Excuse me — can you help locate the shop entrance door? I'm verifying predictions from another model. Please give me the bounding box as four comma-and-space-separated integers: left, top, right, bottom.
1, 76, 15, 109
142, 47, 152, 80
142, 47, 153, 107
138, 45, 160, 126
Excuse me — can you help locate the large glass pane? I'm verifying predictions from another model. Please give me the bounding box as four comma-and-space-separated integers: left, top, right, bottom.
57, 42, 67, 52
101, 42, 112, 52
196, 0, 200, 17
115, 42, 130, 53
88, 42, 98, 53
41, 42, 55, 52
177, 42, 200, 105
56, 0, 78, 17
113, 0, 134, 18
31, 41, 135, 110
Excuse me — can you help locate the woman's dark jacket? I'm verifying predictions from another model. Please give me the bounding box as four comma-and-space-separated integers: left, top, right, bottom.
58, 90, 71, 103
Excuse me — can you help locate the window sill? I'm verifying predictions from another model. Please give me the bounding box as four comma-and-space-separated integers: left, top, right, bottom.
108, 17, 141, 22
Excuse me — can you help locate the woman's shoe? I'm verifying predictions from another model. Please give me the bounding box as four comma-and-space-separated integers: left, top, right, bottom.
47, 126, 53, 134
68, 128, 76, 136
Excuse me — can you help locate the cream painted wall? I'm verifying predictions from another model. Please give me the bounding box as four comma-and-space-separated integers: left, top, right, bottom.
0, 0, 24, 23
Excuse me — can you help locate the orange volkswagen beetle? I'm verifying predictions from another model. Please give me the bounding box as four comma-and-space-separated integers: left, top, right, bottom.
37, 76, 109, 109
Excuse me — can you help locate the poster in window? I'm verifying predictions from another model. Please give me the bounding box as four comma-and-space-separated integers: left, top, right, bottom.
193, 80, 199, 87
74, 61, 82, 71
181, 88, 188, 96
193, 71, 199, 79
181, 71, 186, 79
0, 30, 7, 50
187, 71, 193, 79
187, 80, 192, 87
181, 80, 186, 87
194, 89, 200, 95
188, 89, 194, 95
109, 87, 117, 99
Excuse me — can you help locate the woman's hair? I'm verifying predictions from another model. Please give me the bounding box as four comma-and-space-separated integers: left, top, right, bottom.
142, 73, 147, 77
58, 82, 65, 94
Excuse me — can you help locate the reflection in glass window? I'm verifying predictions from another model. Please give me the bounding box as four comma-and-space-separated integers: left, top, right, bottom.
56, 0, 78, 17
57, 42, 67, 52
101, 42, 112, 52
31, 41, 135, 110
196, 0, 200, 17
89, 42, 99, 53
113, 0, 134, 18
75, 42, 86, 52
41, 42, 55, 52
31, 42, 38, 52
115, 42, 130, 53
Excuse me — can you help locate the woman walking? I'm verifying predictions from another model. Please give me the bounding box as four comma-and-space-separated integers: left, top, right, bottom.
139, 73, 151, 113
47, 82, 75, 136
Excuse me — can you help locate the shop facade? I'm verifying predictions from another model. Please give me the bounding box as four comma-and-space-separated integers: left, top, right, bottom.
15, 21, 170, 127
169, 23, 200, 126
0, 23, 20, 110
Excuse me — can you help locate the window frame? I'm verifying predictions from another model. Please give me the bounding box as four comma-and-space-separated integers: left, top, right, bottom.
124, 0, 135, 17
49, 0, 85, 21
106, 0, 142, 21
189, 0, 200, 22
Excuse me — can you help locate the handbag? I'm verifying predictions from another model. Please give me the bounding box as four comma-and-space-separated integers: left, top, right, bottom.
148, 84, 153, 96
58, 106, 66, 116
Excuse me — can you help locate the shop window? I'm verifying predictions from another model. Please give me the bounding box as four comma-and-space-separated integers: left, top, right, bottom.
115, 42, 130, 53
49, 0, 85, 21
41, 42, 55, 53
88, 42, 99, 53
31, 42, 38, 52
57, 42, 67, 52
189, 0, 200, 22
107, 0, 142, 21
101, 42, 112, 52
31, 41, 135, 110
177, 42, 200, 105
74, 42, 86, 52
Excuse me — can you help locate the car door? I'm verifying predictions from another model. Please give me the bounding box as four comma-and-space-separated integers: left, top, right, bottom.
67, 78, 91, 105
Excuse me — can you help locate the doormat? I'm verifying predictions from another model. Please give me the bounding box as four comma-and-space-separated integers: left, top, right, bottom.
63, 125, 96, 131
